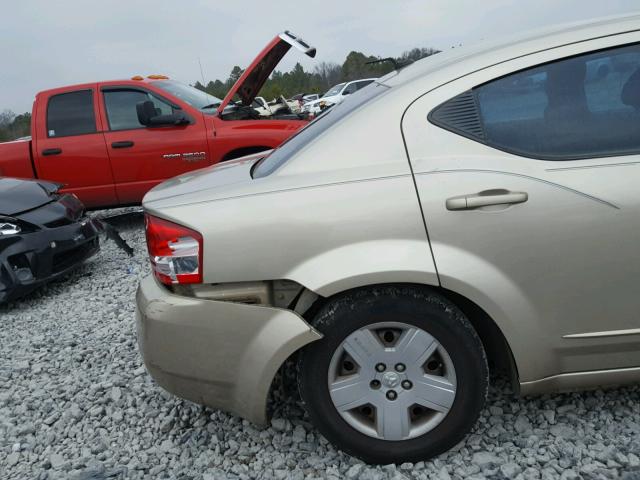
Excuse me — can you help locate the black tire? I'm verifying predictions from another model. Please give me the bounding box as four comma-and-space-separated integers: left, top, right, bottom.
298, 285, 488, 464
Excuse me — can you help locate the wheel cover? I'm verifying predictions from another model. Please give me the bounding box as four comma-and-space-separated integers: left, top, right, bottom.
327, 321, 457, 441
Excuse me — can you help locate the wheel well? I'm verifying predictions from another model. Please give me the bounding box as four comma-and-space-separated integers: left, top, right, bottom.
300, 283, 519, 392
221, 146, 272, 162
437, 287, 519, 392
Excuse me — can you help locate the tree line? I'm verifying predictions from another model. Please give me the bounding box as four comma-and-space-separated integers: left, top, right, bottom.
0, 46, 439, 141
0, 110, 31, 142
193, 47, 440, 100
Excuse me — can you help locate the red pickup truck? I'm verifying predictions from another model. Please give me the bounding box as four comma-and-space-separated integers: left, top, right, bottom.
0, 32, 315, 208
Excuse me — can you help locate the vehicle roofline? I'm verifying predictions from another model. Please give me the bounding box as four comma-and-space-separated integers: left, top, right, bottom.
382, 13, 640, 91
35, 78, 176, 96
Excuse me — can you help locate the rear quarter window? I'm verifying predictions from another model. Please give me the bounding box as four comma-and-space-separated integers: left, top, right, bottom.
430, 43, 640, 160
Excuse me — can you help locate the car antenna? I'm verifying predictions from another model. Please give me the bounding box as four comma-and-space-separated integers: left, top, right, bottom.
365, 57, 414, 70
198, 57, 206, 86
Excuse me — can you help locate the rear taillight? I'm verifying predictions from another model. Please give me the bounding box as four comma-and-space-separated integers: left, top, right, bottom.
144, 214, 203, 285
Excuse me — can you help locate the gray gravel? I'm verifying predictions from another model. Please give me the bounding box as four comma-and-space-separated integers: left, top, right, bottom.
2, 210, 640, 479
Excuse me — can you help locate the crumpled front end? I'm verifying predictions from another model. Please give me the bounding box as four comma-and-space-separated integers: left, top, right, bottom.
0, 193, 100, 303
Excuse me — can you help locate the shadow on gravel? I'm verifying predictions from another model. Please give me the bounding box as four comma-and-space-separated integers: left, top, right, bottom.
99, 210, 144, 232
124, 373, 640, 479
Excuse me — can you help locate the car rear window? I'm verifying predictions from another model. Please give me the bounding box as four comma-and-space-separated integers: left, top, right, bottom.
47, 90, 96, 137
252, 82, 389, 178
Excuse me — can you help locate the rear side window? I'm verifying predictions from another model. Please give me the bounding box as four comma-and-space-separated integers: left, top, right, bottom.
356, 80, 374, 90
47, 90, 96, 137
343, 83, 358, 95
103, 89, 176, 131
431, 43, 640, 160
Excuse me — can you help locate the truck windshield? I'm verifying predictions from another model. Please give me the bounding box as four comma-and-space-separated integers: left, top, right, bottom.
252, 82, 390, 178
152, 80, 222, 111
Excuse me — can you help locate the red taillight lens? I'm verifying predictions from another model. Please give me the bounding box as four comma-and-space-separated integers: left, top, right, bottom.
144, 214, 203, 285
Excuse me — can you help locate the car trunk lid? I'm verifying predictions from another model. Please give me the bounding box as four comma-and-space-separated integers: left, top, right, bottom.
142, 152, 266, 207
217, 31, 316, 113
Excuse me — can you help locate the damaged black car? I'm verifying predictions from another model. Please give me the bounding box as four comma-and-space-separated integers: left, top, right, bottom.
0, 177, 100, 303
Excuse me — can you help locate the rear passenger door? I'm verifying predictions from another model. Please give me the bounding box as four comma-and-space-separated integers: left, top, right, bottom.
402, 34, 640, 383
33, 87, 117, 208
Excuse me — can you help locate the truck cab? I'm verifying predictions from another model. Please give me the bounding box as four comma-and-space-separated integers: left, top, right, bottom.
0, 32, 315, 209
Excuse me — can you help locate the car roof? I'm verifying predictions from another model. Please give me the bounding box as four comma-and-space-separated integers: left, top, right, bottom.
383, 13, 640, 89
36, 77, 171, 97
347, 78, 377, 83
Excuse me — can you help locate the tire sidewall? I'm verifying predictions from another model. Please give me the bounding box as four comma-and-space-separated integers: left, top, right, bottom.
298, 286, 488, 464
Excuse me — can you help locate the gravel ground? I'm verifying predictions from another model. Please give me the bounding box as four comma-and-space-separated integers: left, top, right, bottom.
2, 210, 640, 480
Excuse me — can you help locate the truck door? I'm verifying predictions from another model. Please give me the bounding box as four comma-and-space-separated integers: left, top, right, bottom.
33, 86, 117, 208
100, 86, 210, 204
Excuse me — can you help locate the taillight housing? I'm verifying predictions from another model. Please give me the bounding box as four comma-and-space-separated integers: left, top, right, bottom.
144, 214, 203, 285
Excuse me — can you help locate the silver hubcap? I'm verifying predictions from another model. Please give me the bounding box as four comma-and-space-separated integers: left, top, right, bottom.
327, 322, 457, 441
382, 372, 400, 388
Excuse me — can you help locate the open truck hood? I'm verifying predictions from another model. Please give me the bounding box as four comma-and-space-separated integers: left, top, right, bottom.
0, 178, 62, 216
217, 31, 316, 113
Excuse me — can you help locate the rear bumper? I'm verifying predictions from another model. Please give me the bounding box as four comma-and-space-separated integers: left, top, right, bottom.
135, 275, 321, 425
0, 217, 100, 303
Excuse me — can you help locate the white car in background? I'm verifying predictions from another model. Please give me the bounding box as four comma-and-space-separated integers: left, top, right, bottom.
289, 93, 321, 113
290, 93, 321, 104
302, 93, 320, 103
303, 78, 377, 114
252, 96, 301, 116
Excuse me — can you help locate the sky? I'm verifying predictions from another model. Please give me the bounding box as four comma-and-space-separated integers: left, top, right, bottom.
1, 0, 639, 113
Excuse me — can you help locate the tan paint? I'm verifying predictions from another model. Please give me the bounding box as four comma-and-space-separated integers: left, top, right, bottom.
137, 15, 640, 424
136, 275, 321, 425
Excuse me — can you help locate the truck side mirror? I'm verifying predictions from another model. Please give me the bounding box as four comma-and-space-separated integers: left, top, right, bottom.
137, 100, 192, 127
136, 100, 157, 126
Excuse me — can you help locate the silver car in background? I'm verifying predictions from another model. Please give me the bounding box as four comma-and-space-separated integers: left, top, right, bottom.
136, 14, 640, 463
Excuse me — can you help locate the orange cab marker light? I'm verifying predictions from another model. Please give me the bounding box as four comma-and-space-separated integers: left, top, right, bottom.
147, 74, 169, 80
131, 75, 144, 81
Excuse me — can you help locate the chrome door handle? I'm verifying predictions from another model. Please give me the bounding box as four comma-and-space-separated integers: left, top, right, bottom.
446, 189, 528, 211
